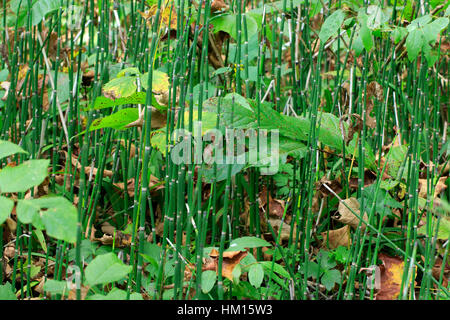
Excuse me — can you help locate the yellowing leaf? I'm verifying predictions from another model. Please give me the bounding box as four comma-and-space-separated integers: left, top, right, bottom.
141, 70, 169, 95
376, 253, 415, 300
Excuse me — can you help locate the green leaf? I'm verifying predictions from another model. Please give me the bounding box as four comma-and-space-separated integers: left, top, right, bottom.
321, 269, 341, 291
278, 138, 307, 159
0, 282, 17, 300
365, 5, 388, 30
319, 9, 346, 43
87, 288, 143, 300
0, 159, 49, 193
305, 261, 321, 279
88, 108, 139, 132
406, 16, 449, 62
43, 279, 69, 296
210, 13, 258, 43
248, 263, 264, 288
418, 217, 450, 240
0, 140, 28, 160
362, 184, 403, 217
353, 33, 364, 56
260, 261, 291, 278
423, 17, 449, 43
232, 263, 242, 284
17, 197, 78, 243
227, 236, 271, 252
360, 20, 373, 52
392, 26, 408, 43
49, 72, 70, 104
34, 228, 47, 253
318, 250, 336, 270
31, 0, 61, 26
116, 67, 140, 78
92, 92, 147, 110
201, 270, 217, 294
103, 76, 137, 99
85, 252, 132, 286
385, 144, 409, 179
0, 196, 14, 225
151, 129, 167, 156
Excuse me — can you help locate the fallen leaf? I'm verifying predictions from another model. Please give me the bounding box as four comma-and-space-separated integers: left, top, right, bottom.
67, 284, 90, 300
431, 258, 450, 287
376, 253, 409, 300
268, 218, 293, 243
203, 249, 248, 281
210, 0, 229, 12
418, 176, 448, 198
334, 197, 368, 230
321, 225, 351, 249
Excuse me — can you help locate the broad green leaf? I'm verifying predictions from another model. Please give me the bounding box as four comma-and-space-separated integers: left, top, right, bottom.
278, 138, 307, 159
353, 33, 365, 56
407, 15, 432, 32
34, 228, 47, 253
103, 76, 137, 98
362, 184, 403, 217
227, 236, 271, 252
248, 263, 264, 288
365, 5, 389, 30
0, 282, 17, 300
346, 135, 377, 170
85, 252, 132, 286
260, 261, 291, 278
231, 263, 242, 284
0, 196, 14, 225
321, 269, 341, 291
406, 30, 424, 61
49, 72, 70, 104
31, 0, 61, 26
418, 217, 450, 240
43, 279, 69, 296
116, 67, 140, 78
68, 239, 96, 262
0, 69, 9, 82
203, 163, 246, 183
87, 288, 143, 300
212, 66, 232, 77
423, 17, 449, 43
0, 140, 28, 160
37, 197, 78, 243
317, 112, 346, 152
92, 92, 147, 110
392, 26, 408, 43
385, 144, 409, 179
305, 261, 321, 279
406, 16, 449, 62
17, 197, 78, 243
210, 13, 258, 43
318, 250, 336, 270
360, 21, 373, 52
201, 270, 217, 294
319, 9, 346, 43
88, 108, 139, 132
0, 159, 49, 193
151, 128, 167, 156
